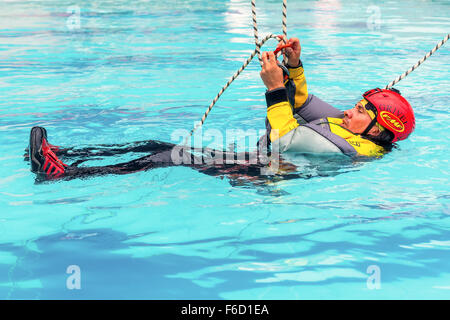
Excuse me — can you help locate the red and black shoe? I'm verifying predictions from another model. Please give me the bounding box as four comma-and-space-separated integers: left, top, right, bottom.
29, 126, 67, 179
24, 127, 62, 160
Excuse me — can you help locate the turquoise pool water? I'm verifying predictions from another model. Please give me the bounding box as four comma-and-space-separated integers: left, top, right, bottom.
0, 0, 449, 299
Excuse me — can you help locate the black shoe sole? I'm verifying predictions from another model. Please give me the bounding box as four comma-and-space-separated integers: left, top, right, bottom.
24, 127, 47, 161
29, 126, 45, 173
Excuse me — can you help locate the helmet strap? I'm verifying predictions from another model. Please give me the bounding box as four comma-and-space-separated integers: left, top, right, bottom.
361, 102, 379, 136
361, 117, 378, 136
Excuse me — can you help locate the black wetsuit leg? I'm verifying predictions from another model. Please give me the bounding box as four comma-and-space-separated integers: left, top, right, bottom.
63, 149, 180, 179
56, 140, 176, 159
61, 145, 269, 181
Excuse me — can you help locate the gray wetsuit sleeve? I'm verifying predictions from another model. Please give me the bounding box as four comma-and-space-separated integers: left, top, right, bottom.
294, 94, 344, 123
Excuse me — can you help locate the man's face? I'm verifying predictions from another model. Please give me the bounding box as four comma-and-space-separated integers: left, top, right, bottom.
341, 101, 377, 134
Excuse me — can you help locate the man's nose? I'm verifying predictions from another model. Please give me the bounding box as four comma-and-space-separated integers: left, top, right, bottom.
345, 110, 353, 118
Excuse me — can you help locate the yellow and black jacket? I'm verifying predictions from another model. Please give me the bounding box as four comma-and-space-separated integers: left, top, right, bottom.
262, 61, 386, 157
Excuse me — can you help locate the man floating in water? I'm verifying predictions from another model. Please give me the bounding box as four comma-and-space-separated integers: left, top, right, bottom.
27, 37, 415, 181
258, 37, 415, 156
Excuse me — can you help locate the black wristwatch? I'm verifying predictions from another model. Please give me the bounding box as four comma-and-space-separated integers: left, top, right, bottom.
286, 59, 303, 68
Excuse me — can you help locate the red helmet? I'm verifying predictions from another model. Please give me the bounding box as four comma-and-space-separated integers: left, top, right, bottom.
362, 88, 415, 142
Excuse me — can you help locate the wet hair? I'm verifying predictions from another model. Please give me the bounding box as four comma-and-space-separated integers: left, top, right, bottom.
364, 130, 395, 151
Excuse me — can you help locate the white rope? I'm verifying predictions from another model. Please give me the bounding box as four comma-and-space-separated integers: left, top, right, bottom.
281, 0, 288, 64
184, 0, 287, 145
386, 33, 450, 89
251, 0, 262, 64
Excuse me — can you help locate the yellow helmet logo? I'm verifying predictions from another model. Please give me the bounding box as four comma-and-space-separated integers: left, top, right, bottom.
379, 111, 405, 133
